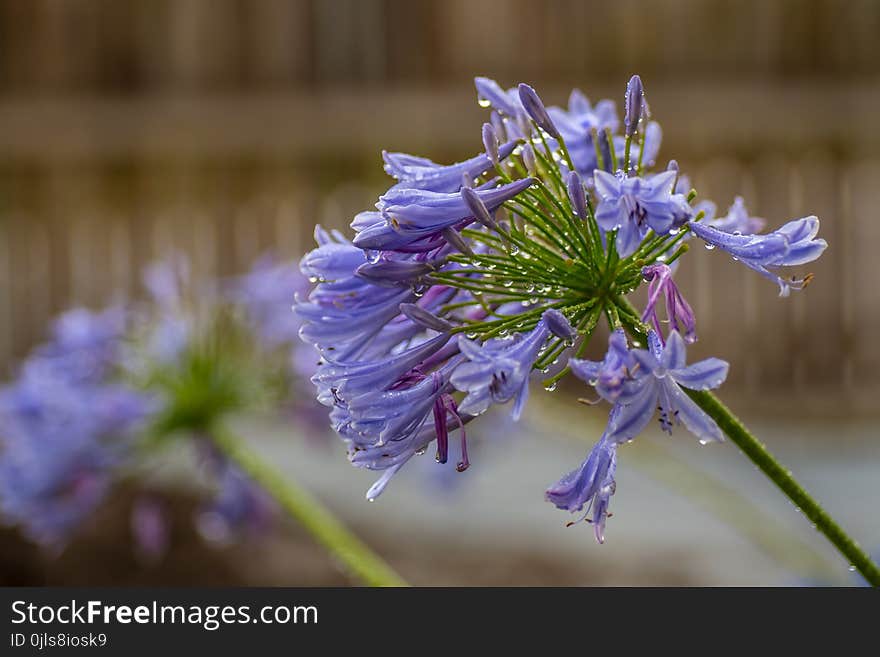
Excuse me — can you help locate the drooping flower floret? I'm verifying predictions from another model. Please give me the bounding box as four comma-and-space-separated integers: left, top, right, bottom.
546, 411, 618, 544
641, 263, 697, 343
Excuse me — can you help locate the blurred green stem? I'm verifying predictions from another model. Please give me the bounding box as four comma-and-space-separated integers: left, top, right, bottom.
209, 422, 409, 587
687, 390, 880, 586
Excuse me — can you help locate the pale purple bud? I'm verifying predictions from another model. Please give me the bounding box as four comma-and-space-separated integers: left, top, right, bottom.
441, 227, 474, 256
517, 83, 561, 139
522, 143, 537, 176
355, 260, 434, 287
596, 129, 613, 172
131, 496, 169, 563
400, 303, 454, 332
490, 111, 506, 142
461, 171, 473, 189
667, 160, 681, 191
461, 185, 498, 231
566, 171, 588, 220
482, 122, 499, 165
543, 309, 576, 341
624, 74, 645, 137
641, 263, 697, 343
514, 110, 532, 139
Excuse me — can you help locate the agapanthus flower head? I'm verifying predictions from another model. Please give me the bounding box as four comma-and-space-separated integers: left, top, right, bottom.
296, 74, 827, 539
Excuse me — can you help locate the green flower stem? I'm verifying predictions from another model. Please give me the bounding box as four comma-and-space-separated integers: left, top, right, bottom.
209, 422, 409, 587
613, 296, 879, 584
686, 389, 880, 586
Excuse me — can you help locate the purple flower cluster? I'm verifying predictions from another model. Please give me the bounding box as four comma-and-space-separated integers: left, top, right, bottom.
0, 253, 320, 554
0, 309, 154, 548
294, 74, 826, 542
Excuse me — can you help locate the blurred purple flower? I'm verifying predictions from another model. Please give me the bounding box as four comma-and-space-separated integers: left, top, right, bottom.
0, 366, 154, 548
709, 196, 765, 235
131, 495, 170, 562
231, 254, 309, 350
197, 446, 276, 544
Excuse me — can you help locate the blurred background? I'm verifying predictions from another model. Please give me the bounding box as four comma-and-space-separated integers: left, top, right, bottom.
1, 0, 879, 586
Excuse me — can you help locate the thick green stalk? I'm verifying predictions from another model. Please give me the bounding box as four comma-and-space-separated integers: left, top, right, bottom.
209, 423, 409, 587
686, 389, 880, 586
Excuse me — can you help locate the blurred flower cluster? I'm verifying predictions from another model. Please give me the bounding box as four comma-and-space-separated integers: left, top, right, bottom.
296, 75, 827, 542
0, 254, 319, 555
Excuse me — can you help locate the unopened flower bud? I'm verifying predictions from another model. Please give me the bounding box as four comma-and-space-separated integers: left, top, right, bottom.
482, 122, 499, 165
566, 171, 588, 220
399, 303, 454, 332
441, 227, 474, 256
490, 111, 506, 142
517, 83, 561, 140
624, 74, 646, 138
522, 143, 537, 176
355, 260, 434, 287
461, 186, 498, 231
543, 309, 576, 341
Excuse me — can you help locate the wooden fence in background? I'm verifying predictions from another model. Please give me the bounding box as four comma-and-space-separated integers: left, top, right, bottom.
0, 0, 878, 411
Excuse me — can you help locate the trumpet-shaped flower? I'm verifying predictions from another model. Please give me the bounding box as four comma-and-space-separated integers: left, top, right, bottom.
451, 310, 574, 420
599, 331, 728, 443
594, 170, 692, 256
545, 415, 618, 543
383, 142, 517, 193
688, 215, 827, 296
569, 329, 633, 402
